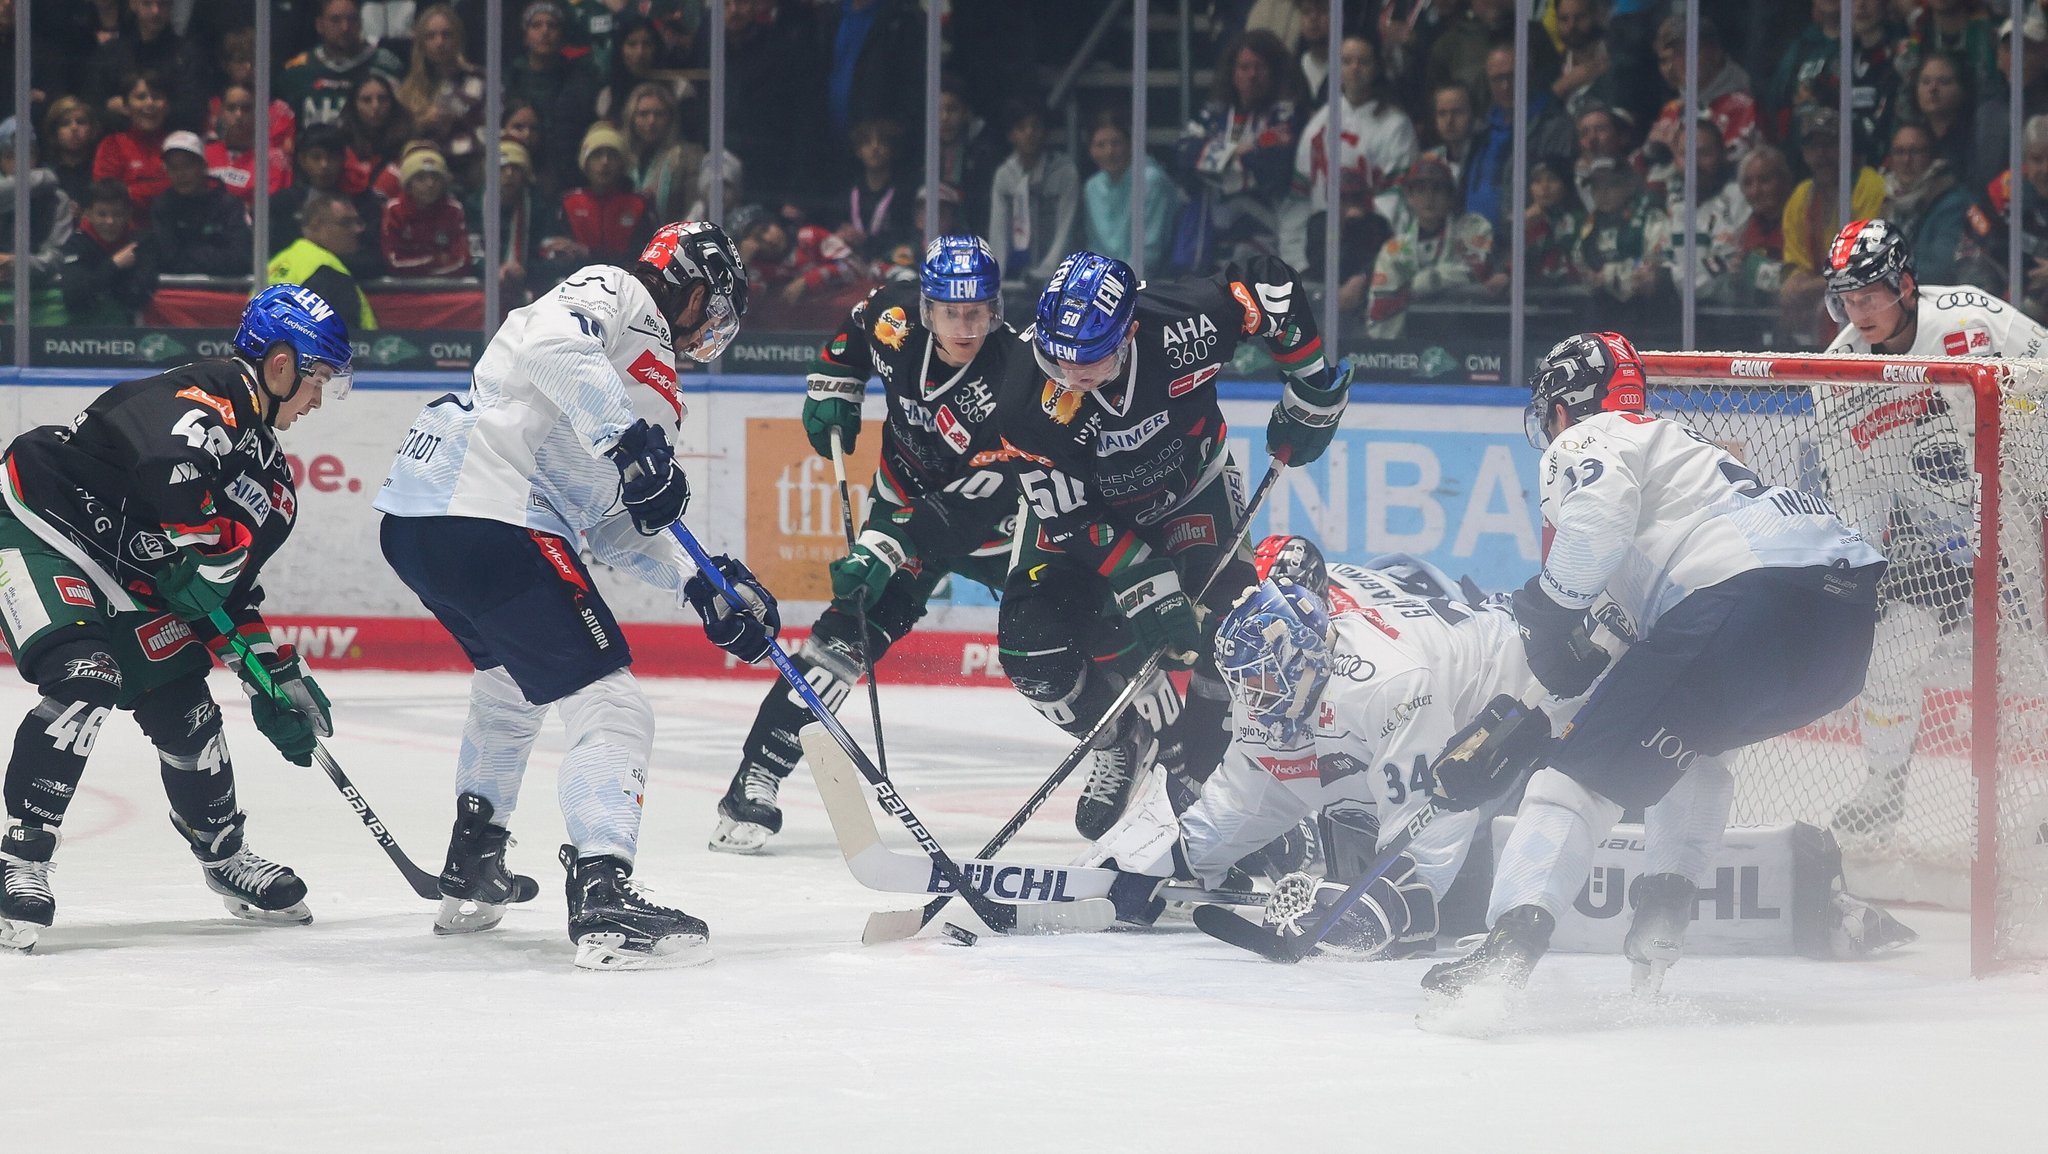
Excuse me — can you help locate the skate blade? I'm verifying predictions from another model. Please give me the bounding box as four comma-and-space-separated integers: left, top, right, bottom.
1630, 959, 1671, 999
1416, 982, 1519, 1037
0, 917, 41, 952
220, 896, 313, 926
708, 817, 772, 855
572, 931, 713, 971
433, 896, 506, 935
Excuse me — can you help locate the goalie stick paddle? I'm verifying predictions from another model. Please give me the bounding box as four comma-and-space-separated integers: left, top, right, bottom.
830, 429, 891, 779
664, 520, 1021, 933
867, 459, 1289, 944
206, 609, 466, 902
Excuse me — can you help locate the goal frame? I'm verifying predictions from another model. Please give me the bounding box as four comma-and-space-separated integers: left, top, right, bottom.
1640, 352, 2024, 976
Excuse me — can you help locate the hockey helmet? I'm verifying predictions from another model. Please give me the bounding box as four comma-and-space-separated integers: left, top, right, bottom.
1824, 218, 1913, 324
234, 283, 355, 409
639, 220, 749, 362
1032, 250, 1137, 389
1252, 535, 1331, 602
920, 234, 1003, 335
1525, 331, 1646, 448
1215, 578, 1333, 738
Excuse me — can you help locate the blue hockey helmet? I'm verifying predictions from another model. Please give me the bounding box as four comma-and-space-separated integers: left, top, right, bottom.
920, 234, 1003, 334
1215, 577, 1333, 736
1032, 250, 1136, 387
235, 283, 355, 406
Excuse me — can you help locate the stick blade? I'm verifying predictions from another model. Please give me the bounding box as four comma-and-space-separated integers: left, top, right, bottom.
862, 907, 929, 945
862, 898, 1114, 944
1192, 904, 1311, 963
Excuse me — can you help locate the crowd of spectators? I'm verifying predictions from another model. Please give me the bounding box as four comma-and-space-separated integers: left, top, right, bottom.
0, 0, 2042, 349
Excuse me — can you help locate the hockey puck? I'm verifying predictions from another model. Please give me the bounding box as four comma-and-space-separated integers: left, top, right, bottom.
940, 922, 979, 947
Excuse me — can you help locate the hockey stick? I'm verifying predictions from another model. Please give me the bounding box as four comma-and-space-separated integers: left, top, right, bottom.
830, 429, 890, 777
664, 520, 1021, 933
205, 609, 445, 901
865, 459, 1287, 943
802, 726, 1264, 919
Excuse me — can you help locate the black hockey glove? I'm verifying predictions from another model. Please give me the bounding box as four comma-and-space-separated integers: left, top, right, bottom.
1511, 576, 1611, 699
606, 419, 690, 535
1110, 557, 1201, 662
1430, 694, 1554, 812
685, 554, 781, 664
1265, 356, 1354, 466
239, 646, 333, 767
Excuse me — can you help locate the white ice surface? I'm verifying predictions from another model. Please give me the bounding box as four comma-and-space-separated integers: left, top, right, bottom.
4, 671, 2042, 1153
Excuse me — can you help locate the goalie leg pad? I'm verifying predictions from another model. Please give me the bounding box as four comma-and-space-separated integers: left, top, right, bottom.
555, 669, 656, 863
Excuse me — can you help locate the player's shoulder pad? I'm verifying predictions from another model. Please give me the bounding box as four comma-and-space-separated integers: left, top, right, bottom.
157, 360, 261, 431
552, 264, 630, 324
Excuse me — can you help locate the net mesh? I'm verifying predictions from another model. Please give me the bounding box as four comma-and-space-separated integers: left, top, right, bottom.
1639, 352, 2048, 965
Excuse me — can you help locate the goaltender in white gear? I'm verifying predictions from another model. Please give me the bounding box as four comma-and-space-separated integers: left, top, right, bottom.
1816, 217, 2048, 833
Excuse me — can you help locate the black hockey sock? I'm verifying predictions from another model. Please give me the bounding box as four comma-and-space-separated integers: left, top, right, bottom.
132, 677, 238, 842
4, 644, 123, 828
736, 674, 814, 782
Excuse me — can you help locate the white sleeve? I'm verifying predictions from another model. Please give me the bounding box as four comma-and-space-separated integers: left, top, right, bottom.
522, 290, 641, 460
1990, 301, 2048, 358
585, 511, 700, 603
1363, 673, 1485, 895
1178, 732, 1319, 887
1537, 425, 1642, 609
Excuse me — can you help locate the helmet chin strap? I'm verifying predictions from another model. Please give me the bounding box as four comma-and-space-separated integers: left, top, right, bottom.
257, 345, 305, 426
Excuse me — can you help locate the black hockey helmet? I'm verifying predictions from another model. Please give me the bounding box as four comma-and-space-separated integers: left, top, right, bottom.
1253, 534, 1330, 602
1525, 331, 1647, 448
638, 220, 749, 362
1823, 218, 1913, 323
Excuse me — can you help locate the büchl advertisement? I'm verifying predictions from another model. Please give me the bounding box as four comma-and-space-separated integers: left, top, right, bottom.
0, 374, 1548, 677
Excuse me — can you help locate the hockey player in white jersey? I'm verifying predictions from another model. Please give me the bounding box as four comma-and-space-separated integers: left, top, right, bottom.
1085, 549, 1543, 957
1817, 218, 2048, 833
375, 221, 780, 970
1420, 332, 1885, 1003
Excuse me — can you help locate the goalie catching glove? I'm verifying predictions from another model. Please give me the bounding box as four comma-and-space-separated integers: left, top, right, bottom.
605, 419, 691, 535
1429, 693, 1554, 811
1110, 557, 1201, 662
1265, 356, 1354, 466
684, 554, 781, 663
829, 518, 913, 605
1511, 576, 1611, 698
1261, 854, 1437, 959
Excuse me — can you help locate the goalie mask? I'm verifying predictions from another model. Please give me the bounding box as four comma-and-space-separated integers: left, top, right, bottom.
1823, 218, 1913, 327
1215, 578, 1332, 738
1525, 331, 1646, 448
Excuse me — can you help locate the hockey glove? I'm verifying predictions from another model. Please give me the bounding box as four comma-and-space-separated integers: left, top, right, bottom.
802, 393, 862, 459
154, 543, 251, 622
606, 419, 691, 535
1511, 576, 1611, 699
1110, 557, 1201, 661
829, 518, 912, 606
685, 554, 781, 664
240, 646, 333, 767
1430, 693, 1554, 812
1265, 356, 1354, 466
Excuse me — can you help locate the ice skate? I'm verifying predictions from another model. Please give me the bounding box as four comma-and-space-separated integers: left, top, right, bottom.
172, 812, 312, 925
1830, 763, 1909, 837
1075, 712, 1158, 840
435, 792, 539, 935
1, 824, 58, 952
1623, 873, 1696, 997
1418, 905, 1553, 1034
561, 846, 710, 970
710, 762, 785, 854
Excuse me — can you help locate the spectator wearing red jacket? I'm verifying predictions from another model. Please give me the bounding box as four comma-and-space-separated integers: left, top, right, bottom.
535, 122, 655, 285
380, 146, 471, 276
728, 202, 866, 306
91, 70, 173, 216
205, 84, 295, 209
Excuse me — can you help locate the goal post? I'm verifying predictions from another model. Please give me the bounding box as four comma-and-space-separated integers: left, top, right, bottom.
1636, 351, 2048, 975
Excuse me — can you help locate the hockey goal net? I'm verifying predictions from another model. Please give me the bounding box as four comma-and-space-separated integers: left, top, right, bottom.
1638, 352, 2048, 973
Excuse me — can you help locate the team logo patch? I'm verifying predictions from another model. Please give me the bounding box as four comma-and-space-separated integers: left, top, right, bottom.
1970, 327, 1990, 351
529, 531, 591, 592
127, 532, 175, 562
271, 482, 296, 523
627, 349, 682, 418
175, 386, 237, 428
1229, 281, 1262, 334
1943, 330, 1969, 356
1167, 363, 1221, 398
135, 613, 199, 661
934, 405, 971, 453
873, 306, 910, 351
1161, 513, 1215, 554
53, 576, 95, 608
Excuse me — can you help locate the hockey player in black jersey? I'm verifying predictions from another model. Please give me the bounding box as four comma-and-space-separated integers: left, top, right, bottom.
0, 284, 354, 950
711, 236, 1032, 852
999, 250, 1353, 838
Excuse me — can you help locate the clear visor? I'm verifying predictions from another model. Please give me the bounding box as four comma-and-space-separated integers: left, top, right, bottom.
1826, 281, 1905, 326
920, 295, 1001, 342
1524, 396, 1550, 449
1032, 336, 1129, 392
679, 293, 741, 363
302, 358, 352, 401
